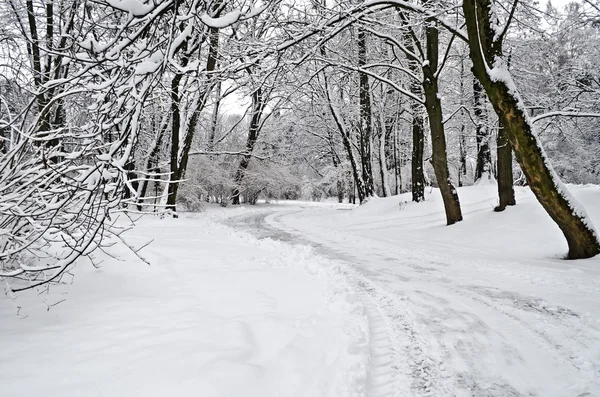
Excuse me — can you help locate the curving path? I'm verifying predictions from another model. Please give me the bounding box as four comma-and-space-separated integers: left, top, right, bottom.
223, 188, 600, 397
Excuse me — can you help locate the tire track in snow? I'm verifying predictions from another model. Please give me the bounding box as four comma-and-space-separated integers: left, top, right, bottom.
452, 284, 600, 392
223, 209, 454, 397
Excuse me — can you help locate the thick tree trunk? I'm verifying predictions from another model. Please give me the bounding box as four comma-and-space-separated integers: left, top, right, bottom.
357, 27, 375, 198
463, 0, 600, 258
495, 120, 516, 211
422, 20, 462, 225
473, 79, 492, 181
411, 111, 425, 202
166, 72, 184, 212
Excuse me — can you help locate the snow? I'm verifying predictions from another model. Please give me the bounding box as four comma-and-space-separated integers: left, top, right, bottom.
486, 59, 597, 240
3, 184, 600, 396
474, 171, 496, 185
243, 5, 269, 20
134, 60, 161, 75
220, 184, 600, 396
1, 215, 367, 397
169, 21, 194, 59
106, 0, 154, 17
200, 10, 241, 29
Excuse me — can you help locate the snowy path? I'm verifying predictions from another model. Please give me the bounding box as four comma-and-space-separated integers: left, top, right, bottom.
2, 185, 599, 397
223, 185, 600, 397
1, 216, 369, 397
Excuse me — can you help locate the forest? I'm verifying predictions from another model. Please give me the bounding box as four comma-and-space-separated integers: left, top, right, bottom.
1, 0, 600, 292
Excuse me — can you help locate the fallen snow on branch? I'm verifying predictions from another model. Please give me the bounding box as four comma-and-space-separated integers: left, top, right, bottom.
201, 10, 241, 28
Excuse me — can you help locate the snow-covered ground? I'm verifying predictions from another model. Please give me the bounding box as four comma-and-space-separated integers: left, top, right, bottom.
0, 215, 368, 397
222, 184, 600, 397
2, 184, 600, 397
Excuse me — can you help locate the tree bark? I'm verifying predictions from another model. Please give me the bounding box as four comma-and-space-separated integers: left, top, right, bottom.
166, 16, 220, 212
402, 25, 426, 202
473, 79, 492, 181
232, 87, 264, 204
411, 111, 426, 202
166, 71, 184, 213
463, 0, 600, 258
357, 27, 375, 198
421, 20, 463, 225
458, 126, 467, 187
378, 111, 391, 197
208, 80, 222, 150
393, 122, 401, 194
495, 120, 516, 211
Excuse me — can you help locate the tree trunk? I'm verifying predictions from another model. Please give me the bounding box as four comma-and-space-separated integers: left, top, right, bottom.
208, 80, 222, 150
166, 72, 184, 212
393, 123, 401, 195
473, 79, 492, 181
402, 26, 426, 202
137, 113, 168, 211
357, 27, 375, 198
411, 111, 425, 202
334, 157, 345, 203
463, 0, 600, 258
495, 120, 516, 211
329, 139, 345, 203
421, 20, 463, 225
459, 126, 467, 187
347, 170, 356, 204
166, 18, 220, 213
321, 44, 367, 203
0, 125, 6, 154
232, 87, 264, 205
378, 113, 391, 197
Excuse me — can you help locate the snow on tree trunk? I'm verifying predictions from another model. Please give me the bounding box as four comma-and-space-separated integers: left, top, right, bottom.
473, 79, 492, 182
357, 27, 376, 199
463, 0, 600, 258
